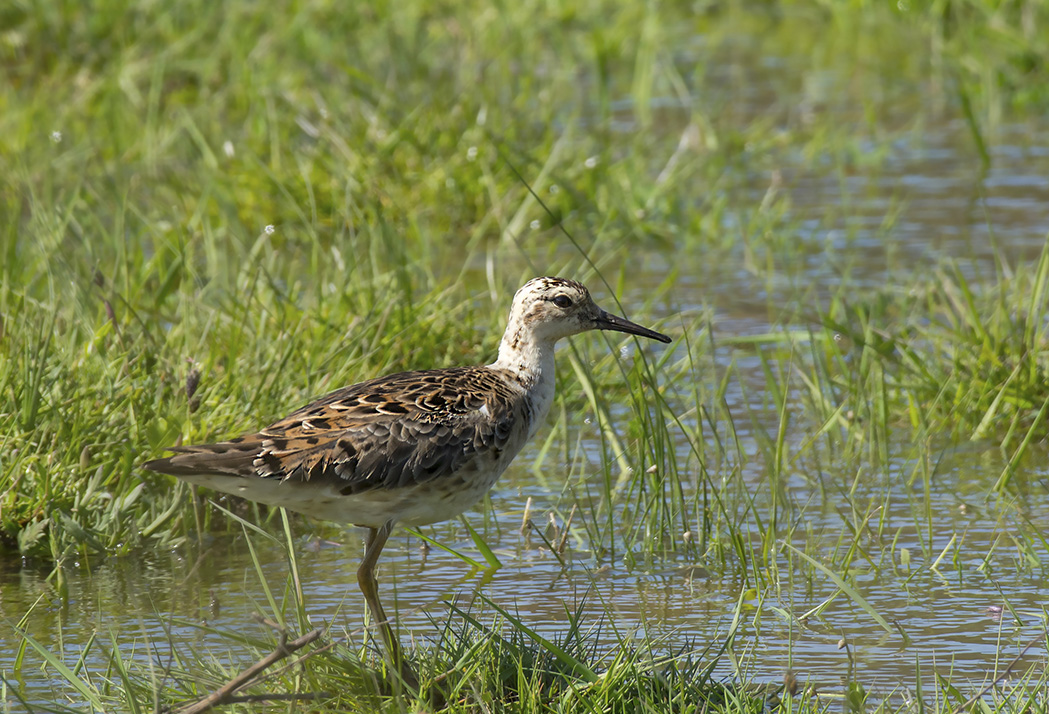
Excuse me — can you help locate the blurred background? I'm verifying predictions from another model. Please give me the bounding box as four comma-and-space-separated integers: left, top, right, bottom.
2, 1, 1048, 710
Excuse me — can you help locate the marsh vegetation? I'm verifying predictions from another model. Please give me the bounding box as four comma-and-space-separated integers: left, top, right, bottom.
2, 0, 1049, 711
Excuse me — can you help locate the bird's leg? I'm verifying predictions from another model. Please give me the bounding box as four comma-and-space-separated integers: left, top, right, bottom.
359, 521, 419, 689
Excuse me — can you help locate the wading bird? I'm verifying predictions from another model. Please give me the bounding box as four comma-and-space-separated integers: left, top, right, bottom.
144, 277, 671, 689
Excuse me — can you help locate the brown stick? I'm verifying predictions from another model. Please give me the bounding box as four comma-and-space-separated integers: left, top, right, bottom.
207, 693, 330, 704
172, 628, 325, 714
948, 630, 1046, 714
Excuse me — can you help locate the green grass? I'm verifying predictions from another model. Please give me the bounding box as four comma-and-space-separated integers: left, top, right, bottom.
4, 0, 1049, 711
10, 521, 1048, 712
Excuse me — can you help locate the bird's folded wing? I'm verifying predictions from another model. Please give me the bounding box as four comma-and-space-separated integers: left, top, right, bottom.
144, 367, 522, 493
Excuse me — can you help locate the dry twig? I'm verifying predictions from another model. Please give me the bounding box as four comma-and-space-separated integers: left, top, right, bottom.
172, 628, 325, 714
948, 630, 1047, 714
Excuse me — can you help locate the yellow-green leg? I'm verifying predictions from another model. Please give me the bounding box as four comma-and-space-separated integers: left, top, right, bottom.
358, 521, 420, 690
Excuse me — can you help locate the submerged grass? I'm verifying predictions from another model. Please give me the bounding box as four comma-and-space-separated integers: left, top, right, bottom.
4, 0, 1049, 711
812, 241, 1049, 452
11, 524, 1049, 712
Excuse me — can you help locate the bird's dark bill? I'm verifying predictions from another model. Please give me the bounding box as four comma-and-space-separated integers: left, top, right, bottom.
595, 311, 672, 343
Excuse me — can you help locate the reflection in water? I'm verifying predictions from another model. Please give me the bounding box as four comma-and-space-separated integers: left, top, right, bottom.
6, 437, 1047, 703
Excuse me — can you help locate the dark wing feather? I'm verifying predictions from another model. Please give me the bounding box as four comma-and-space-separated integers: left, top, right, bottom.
143, 367, 522, 493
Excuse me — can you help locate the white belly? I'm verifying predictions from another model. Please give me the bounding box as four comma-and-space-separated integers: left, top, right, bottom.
177, 452, 515, 529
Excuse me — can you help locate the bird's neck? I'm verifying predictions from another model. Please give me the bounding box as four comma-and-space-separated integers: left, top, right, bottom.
490, 332, 558, 438
490, 328, 556, 390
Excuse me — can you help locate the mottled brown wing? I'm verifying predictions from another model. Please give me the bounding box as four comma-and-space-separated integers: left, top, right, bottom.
144, 367, 522, 494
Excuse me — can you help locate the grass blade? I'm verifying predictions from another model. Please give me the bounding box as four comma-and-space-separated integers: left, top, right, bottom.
459, 516, 502, 569
783, 542, 894, 634
478, 594, 599, 683
11, 624, 107, 709
406, 527, 485, 570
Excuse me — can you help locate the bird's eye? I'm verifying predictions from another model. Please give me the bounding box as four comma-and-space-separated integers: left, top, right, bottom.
552, 295, 573, 309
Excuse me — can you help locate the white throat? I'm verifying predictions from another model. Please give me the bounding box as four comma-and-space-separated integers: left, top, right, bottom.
489, 327, 559, 438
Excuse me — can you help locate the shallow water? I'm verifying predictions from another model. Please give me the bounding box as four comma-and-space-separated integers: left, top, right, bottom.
7, 14, 1049, 713
6, 429, 1048, 705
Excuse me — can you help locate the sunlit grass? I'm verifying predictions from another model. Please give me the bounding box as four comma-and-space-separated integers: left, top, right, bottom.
4, 0, 1049, 711
10, 522, 1049, 712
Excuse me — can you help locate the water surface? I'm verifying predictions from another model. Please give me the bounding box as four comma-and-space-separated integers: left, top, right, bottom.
6, 12, 1049, 711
